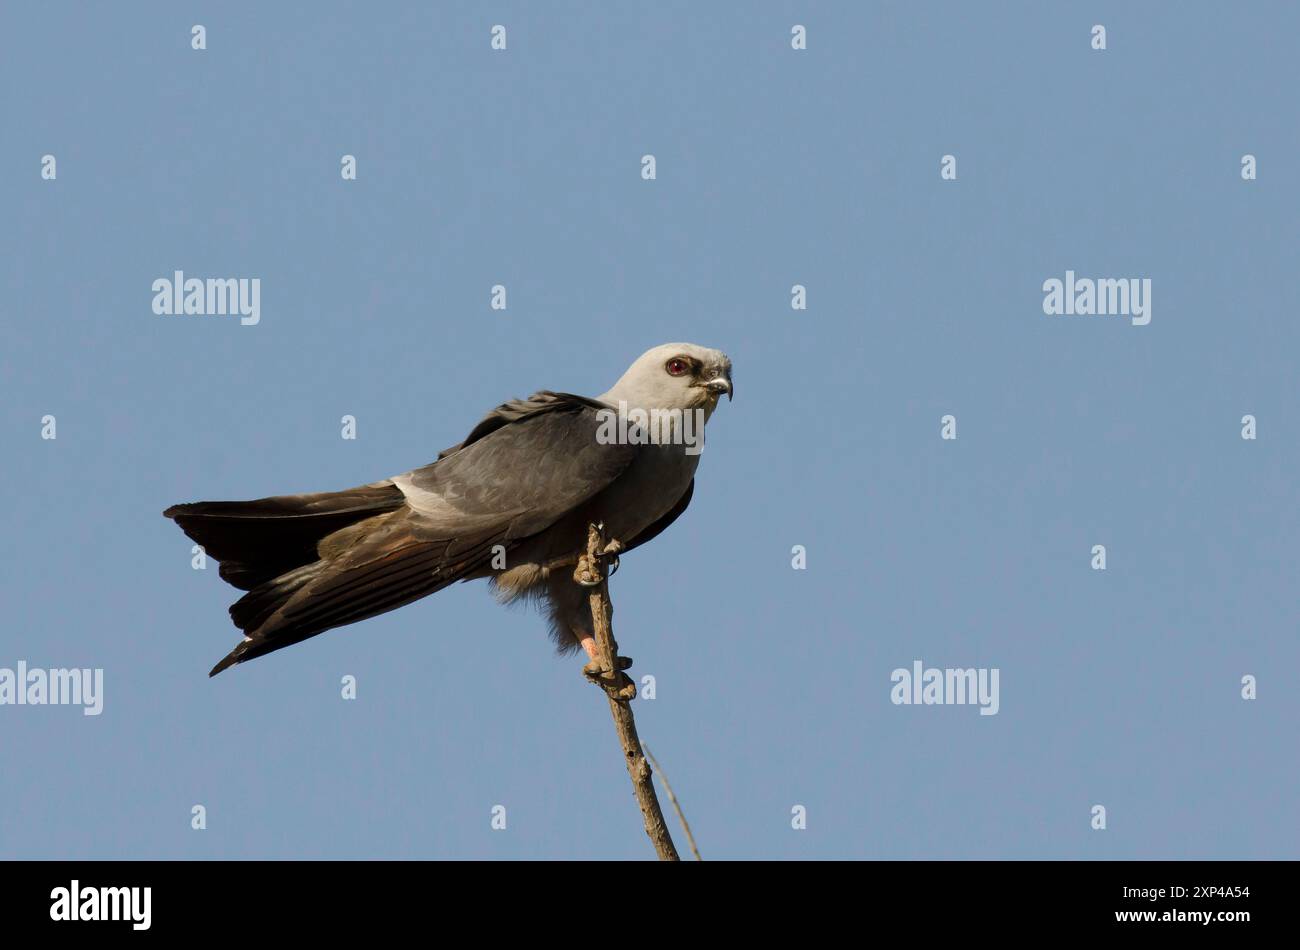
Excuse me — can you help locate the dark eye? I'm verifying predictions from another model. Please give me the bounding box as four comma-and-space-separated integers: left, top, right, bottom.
665, 358, 689, 377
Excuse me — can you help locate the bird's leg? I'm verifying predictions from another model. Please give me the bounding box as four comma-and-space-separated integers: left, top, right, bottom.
575, 630, 635, 698
574, 554, 600, 587
572, 530, 635, 700
574, 538, 625, 586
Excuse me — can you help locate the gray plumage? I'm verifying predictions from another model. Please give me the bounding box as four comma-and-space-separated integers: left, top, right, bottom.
164, 343, 732, 676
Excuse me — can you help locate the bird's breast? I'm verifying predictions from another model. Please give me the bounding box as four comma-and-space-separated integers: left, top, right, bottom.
596, 443, 700, 543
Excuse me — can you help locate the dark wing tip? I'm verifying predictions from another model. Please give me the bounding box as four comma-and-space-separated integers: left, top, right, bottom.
208, 644, 246, 677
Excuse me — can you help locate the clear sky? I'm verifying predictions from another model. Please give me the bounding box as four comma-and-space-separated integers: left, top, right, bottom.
1, 2, 1295, 859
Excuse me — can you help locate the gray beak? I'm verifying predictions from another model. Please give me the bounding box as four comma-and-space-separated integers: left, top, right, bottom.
704, 375, 733, 401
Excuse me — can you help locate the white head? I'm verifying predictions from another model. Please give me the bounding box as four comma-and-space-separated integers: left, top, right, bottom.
598, 343, 733, 420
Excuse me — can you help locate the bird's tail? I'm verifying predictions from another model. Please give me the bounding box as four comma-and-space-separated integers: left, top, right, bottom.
164, 482, 405, 591
164, 482, 408, 674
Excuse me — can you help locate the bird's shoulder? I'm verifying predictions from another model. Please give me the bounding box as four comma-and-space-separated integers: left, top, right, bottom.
393, 391, 636, 516
436, 390, 611, 460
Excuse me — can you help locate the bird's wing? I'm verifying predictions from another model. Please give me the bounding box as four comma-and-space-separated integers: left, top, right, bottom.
211, 394, 636, 674
397, 392, 632, 540
435, 390, 610, 460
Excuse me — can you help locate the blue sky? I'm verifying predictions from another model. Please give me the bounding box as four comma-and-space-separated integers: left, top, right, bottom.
1, 2, 1296, 859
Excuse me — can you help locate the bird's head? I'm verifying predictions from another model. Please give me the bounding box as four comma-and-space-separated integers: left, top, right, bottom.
600, 343, 733, 419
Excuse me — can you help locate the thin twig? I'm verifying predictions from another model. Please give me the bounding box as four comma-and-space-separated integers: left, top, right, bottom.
575, 522, 680, 861
641, 743, 702, 861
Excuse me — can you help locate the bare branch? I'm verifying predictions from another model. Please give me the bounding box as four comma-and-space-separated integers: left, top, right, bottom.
575, 522, 680, 861
642, 743, 702, 861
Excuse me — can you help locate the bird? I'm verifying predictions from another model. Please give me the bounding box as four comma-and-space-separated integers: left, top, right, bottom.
164, 343, 733, 677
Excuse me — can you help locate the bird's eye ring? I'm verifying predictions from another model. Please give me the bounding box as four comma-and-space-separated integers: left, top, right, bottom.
665, 358, 689, 376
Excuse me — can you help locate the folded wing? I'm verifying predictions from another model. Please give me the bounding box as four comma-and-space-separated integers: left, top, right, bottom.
167, 393, 638, 675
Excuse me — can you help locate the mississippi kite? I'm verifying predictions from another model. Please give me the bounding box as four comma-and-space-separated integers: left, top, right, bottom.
164, 343, 733, 676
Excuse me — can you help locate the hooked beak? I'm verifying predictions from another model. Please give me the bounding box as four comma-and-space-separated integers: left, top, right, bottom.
703, 374, 733, 401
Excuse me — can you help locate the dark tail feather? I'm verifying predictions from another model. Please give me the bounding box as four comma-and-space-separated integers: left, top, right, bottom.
209, 643, 250, 677
208, 527, 502, 676
165, 482, 408, 676
208, 561, 338, 676
163, 482, 405, 590
165, 483, 506, 676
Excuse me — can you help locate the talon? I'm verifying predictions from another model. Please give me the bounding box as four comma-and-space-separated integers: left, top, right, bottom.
582, 657, 636, 700
573, 554, 601, 587
598, 539, 624, 577
583, 655, 633, 678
